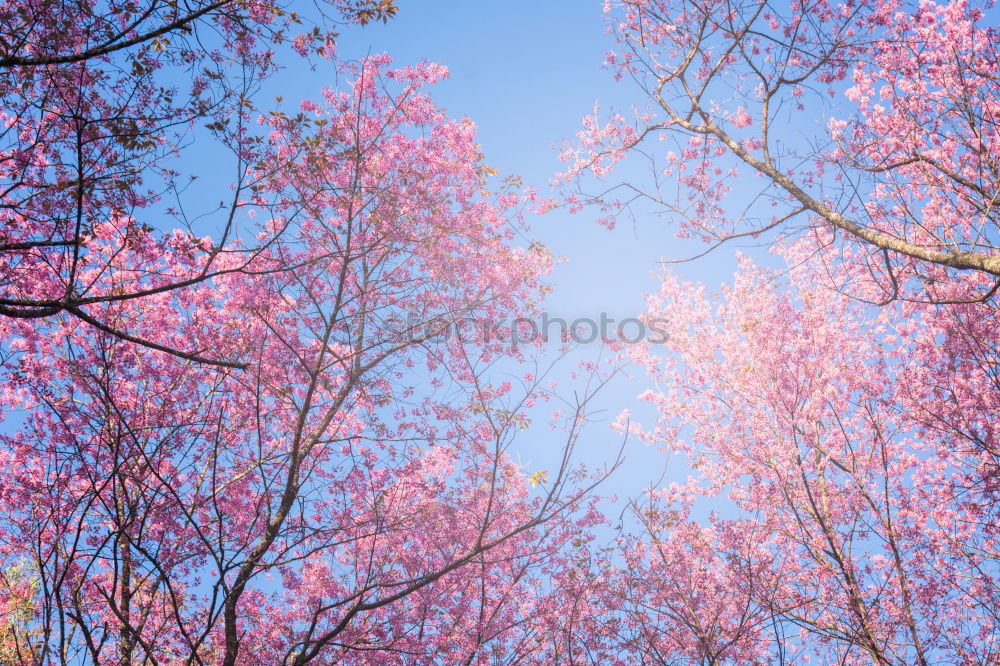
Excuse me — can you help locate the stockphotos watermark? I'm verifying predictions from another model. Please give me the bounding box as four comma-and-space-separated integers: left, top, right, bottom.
382, 312, 669, 349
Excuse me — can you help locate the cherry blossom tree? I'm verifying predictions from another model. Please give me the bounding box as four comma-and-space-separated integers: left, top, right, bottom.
0, 51, 619, 664
8, 0, 997, 663
563, 0, 1000, 303
555, 1, 1000, 662
0, 0, 397, 365
565, 260, 998, 664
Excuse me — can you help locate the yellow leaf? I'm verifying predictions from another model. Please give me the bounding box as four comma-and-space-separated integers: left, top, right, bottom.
528, 470, 548, 487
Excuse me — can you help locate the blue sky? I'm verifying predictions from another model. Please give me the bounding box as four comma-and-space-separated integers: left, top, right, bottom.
156, 1, 754, 501
331, 1, 743, 320
325, 2, 740, 499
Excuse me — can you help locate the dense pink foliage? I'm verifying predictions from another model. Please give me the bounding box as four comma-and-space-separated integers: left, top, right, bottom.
0, 0, 394, 360
601, 262, 998, 663
563, 0, 1000, 300
1, 0, 998, 664
556, 0, 1000, 663
0, 4, 615, 661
